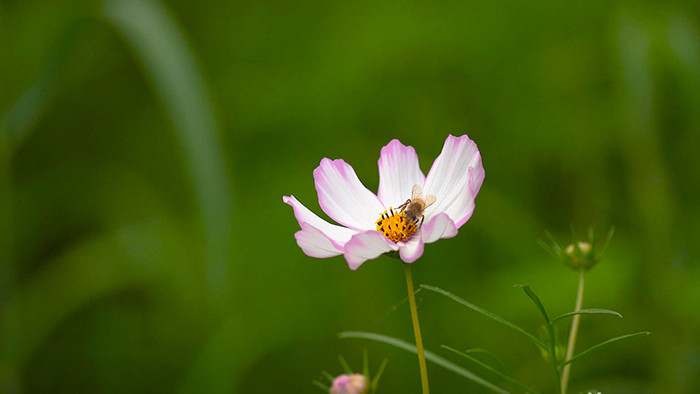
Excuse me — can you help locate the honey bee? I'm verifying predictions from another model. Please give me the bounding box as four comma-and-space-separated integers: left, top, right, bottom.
397, 184, 436, 227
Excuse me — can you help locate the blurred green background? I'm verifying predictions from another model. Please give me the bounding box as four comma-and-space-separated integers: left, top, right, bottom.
1, 0, 699, 392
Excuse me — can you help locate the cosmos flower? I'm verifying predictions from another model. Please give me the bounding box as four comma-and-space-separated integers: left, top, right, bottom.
329, 374, 368, 394
283, 134, 485, 270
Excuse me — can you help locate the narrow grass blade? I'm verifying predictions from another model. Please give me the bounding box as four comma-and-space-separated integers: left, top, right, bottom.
312, 380, 329, 391
517, 285, 559, 382
104, 0, 233, 294
587, 226, 595, 244
371, 358, 389, 392
339, 331, 510, 393
516, 285, 551, 325
536, 238, 559, 257
542, 231, 563, 256
421, 284, 548, 352
551, 309, 622, 324
560, 332, 650, 366
461, 348, 510, 375
550, 233, 563, 254
338, 355, 352, 374
441, 345, 541, 394
597, 226, 615, 260
321, 370, 335, 382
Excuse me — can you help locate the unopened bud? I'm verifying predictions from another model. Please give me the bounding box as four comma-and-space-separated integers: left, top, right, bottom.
330, 374, 369, 394
565, 242, 594, 269
540, 227, 614, 271
566, 242, 591, 256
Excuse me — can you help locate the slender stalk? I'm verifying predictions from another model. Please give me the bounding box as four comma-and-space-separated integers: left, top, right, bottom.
403, 263, 430, 394
561, 270, 585, 394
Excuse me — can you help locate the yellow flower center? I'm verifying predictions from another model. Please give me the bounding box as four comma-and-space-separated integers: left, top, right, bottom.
375, 207, 418, 243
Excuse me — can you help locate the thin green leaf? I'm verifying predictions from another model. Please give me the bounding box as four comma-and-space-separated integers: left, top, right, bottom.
312, 380, 329, 391
421, 284, 548, 352
104, 0, 233, 294
546, 231, 563, 253
442, 345, 541, 394
339, 331, 510, 393
371, 359, 389, 392
321, 370, 335, 382
338, 355, 353, 374
462, 348, 510, 375
537, 238, 559, 257
551, 309, 623, 324
561, 332, 651, 366
516, 285, 551, 325
597, 226, 615, 261
516, 285, 559, 382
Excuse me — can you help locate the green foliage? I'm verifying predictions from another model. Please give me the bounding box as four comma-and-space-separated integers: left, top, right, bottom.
441, 345, 541, 394
1, 0, 698, 392
420, 285, 548, 352
560, 332, 651, 367
550, 309, 622, 324
420, 282, 648, 393
104, 0, 233, 294
339, 332, 509, 393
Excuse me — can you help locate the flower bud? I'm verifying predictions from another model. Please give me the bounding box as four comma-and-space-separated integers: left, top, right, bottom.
565, 241, 595, 269
329, 374, 369, 394
569, 241, 591, 255
539, 227, 615, 271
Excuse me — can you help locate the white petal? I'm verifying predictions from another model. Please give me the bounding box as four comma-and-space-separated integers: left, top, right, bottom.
377, 139, 426, 208
421, 213, 458, 244
294, 222, 343, 258
283, 195, 356, 249
314, 158, 385, 231
399, 236, 425, 263
343, 230, 398, 270
423, 134, 485, 228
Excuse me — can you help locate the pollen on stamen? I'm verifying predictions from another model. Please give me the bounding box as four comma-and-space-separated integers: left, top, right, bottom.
375, 206, 418, 243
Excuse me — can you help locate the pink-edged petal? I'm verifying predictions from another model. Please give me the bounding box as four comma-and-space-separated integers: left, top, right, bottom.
294, 222, 344, 258
423, 134, 485, 228
283, 195, 357, 249
399, 236, 424, 263
421, 213, 458, 244
314, 158, 385, 231
343, 230, 398, 270
377, 139, 426, 207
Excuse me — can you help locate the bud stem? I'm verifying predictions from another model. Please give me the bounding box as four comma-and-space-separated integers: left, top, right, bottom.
403, 263, 430, 394
561, 270, 585, 394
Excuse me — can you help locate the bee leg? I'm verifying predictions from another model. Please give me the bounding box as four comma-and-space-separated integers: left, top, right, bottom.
419, 215, 424, 228
397, 199, 411, 211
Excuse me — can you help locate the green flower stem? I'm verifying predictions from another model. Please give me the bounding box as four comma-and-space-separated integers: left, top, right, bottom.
403, 263, 430, 394
561, 270, 585, 394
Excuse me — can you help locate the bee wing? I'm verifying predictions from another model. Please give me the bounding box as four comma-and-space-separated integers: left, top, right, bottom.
424, 194, 436, 208
411, 184, 424, 200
